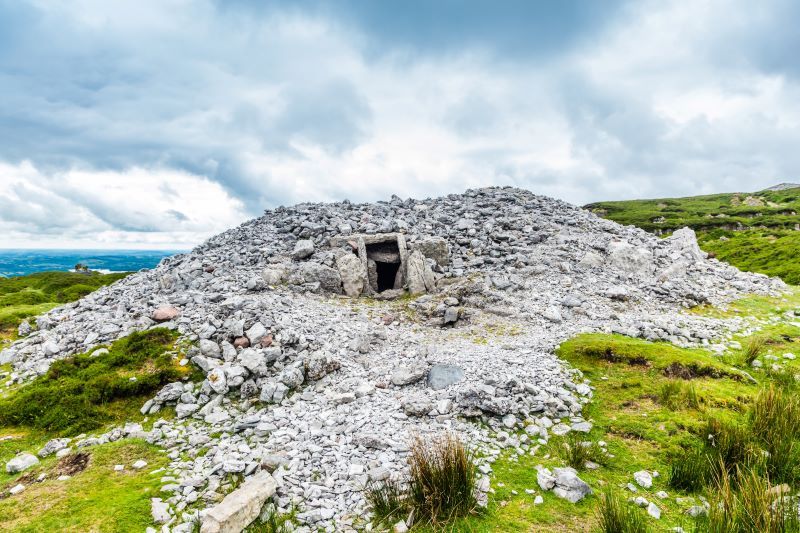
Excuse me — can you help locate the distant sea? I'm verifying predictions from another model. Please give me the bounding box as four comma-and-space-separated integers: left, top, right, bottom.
0, 249, 183, 278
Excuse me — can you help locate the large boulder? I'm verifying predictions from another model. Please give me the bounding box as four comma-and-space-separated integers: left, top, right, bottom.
299, 263, 342, 294
336, 253, 367, 297
606, 241, 654, 276
200, 471, 277, 533
406, 250, 436, 294
411, 237, 449, 267
665, 227, 706, 262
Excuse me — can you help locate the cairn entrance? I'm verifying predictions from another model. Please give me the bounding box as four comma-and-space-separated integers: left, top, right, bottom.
329, 232, 409, 295
366, 241, 401, 292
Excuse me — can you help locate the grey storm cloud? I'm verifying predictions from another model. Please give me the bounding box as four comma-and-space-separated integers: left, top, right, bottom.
0, 0, 799, 248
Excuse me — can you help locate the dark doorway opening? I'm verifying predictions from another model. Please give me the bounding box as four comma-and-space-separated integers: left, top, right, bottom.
366, 240, 401, 292
375, 261, 400, 292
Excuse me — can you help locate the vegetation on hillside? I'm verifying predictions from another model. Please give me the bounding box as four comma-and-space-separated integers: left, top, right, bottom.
0, 329, 191, 435
0, 439, 169, 532
0, 326, 194, 531
0, 271, 128, 338
413, 290, 800, 531
585, 186, 800, 283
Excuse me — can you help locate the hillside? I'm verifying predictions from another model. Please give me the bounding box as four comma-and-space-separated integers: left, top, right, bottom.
0, 271, 128, 339
0, 187, 797, 532
585, 186, 800, 284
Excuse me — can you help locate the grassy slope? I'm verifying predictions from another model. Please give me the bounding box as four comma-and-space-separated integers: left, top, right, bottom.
0, 271, 128, 338
0, 330, 191, 531
585, 187, 800, 283
441, 290, 800, 532
0, 439, 169, 533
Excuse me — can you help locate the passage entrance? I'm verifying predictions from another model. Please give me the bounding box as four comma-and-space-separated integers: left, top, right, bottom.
366, 241, 401, 292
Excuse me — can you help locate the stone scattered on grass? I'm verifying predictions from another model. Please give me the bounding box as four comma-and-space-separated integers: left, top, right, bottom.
6, 452, 39, 474
634, 470, 653, 489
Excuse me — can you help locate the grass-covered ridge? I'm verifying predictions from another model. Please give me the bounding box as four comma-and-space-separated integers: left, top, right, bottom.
0, 271, 128, 338
585, 186, 800, 283
0, 329, 190, 435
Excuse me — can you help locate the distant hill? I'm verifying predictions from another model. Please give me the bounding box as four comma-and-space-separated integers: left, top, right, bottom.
585, 186, 800, 284
764, 182, 800, 191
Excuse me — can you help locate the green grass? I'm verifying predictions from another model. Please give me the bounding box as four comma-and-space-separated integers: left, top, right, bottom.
0, 271, 128, 337
585, 186, 800, 283
596, 488, 649, 533
433, 294, 800, 531
0, 329, 191, 435
0, 439, 169, 532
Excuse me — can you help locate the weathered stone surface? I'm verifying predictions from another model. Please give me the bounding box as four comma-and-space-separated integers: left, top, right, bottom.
336, 253, 367, 297
406, 250, 435, 294
391, 364, 428, 386
292, 240, 314, 260
6, 453, 39, 473
427, 364, 464, 390
152, 306, 179, 322
200, 471, 276, 533
411, 237, 450, 267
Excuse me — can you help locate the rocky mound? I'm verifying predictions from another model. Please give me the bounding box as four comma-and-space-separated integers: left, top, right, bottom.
0, 187, 784, 530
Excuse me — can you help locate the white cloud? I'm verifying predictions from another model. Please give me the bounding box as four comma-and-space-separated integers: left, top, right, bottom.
2, 0, 800, 247
0, 161, 246, 248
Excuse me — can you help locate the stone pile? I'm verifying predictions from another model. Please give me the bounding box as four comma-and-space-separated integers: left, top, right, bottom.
0, 187, 786, 531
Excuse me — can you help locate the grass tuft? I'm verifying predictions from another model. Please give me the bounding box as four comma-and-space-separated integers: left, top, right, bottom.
596, 488, 649, 533
704, 465, 800, 533
559, 433, 606, 470
742, 336, 767, 365
407, 433, 478, 525
366, 478, 407, 525
366, 433, 478, 528
668, 445, 710, 492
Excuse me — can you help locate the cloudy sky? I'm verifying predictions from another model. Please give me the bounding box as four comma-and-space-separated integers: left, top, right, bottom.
1, 0, 799, 249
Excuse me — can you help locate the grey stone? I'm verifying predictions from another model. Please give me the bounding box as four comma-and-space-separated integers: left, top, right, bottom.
391, 364, 428, 386
336, 253, 367, 297
427, 364, 464, 390
6, 453, 39, 474
292, 239, 314, 260
200, 471, 276, 533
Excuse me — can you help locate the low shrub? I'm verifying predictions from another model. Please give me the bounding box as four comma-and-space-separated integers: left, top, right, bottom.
0, 329, 183, 434
668, 445, 710, 492
596, 488, 649, 533
407, 433, 478, 525
365, 433, 479, 528
704, 465, 800, 533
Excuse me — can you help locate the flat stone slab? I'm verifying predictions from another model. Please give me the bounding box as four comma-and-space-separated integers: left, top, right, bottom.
200, 471, 277, 533
427, 364, 464, 390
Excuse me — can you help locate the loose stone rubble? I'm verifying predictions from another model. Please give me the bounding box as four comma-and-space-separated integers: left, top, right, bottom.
0, 187, 787, 530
